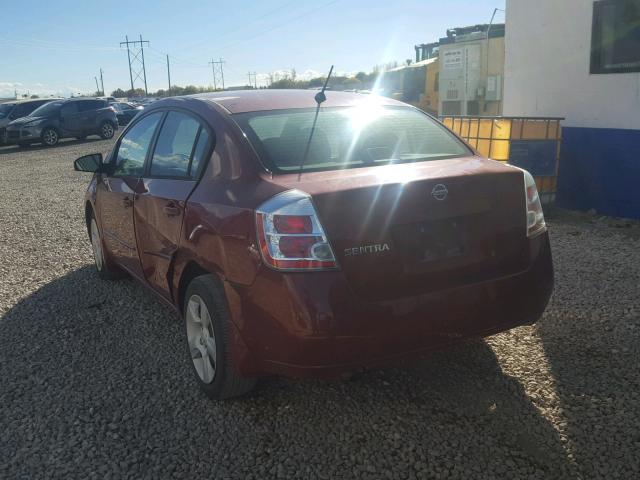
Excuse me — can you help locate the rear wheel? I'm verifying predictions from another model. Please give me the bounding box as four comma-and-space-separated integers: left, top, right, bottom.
41, 127, 59, 147
184, 275, 256, 400
99, 121, 115, 139
89, 214, 124, 280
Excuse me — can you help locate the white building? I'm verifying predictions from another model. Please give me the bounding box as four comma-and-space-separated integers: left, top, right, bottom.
504, 0, 640, 219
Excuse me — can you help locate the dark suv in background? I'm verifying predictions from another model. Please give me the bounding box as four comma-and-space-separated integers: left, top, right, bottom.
0, 98, 58, 145
5, 98, 118, 147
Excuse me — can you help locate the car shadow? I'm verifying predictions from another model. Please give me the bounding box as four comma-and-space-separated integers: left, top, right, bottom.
0, 137, 105, 155
1, 266, 577, 478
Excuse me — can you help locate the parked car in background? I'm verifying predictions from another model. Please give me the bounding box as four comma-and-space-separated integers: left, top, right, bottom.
73, 90, 553, 400
110, 101, 143, 125
5, 98, 118, 147
0, 98, 59, 144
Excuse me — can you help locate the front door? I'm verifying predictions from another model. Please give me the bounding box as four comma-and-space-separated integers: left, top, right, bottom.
134, 110, 213, 300
97, 111, 164, 277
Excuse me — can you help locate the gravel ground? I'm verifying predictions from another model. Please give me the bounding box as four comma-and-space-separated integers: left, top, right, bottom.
1, 139, 639, 479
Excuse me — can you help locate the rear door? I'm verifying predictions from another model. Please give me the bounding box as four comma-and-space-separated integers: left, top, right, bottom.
97, 111, 164, 276
134, 110, 213, 300
77, 100, 104, 132
59, 101, 82, 134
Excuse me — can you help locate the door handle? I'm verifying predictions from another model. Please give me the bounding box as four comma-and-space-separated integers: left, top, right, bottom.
163, 203, 181, 217
123, 196, 133, 208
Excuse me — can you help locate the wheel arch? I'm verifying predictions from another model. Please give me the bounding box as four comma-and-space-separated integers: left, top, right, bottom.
176, 260, 223, 315
84, 201, 94, 238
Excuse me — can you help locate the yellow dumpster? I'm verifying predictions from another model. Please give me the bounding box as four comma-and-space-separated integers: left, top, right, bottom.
440, 116, 563, 204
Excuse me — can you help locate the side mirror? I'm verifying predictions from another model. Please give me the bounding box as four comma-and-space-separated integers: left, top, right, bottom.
74, 153, 103, 172
8, 113, 17, 120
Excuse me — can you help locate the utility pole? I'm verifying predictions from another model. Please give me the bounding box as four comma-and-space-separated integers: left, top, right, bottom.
120, 35, 150, 95
94, 77, 100, 95
209, 58, 226, 90
100, 68, 104, 96
166, 55, 172, 96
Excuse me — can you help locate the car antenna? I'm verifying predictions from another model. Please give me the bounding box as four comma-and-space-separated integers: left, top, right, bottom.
298, 65, 334, 180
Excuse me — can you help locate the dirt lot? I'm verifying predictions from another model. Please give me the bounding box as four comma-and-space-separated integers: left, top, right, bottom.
1, 139, 639, 479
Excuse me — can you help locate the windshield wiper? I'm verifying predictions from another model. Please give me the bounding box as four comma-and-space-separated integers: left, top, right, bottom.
298, 65, 333, 179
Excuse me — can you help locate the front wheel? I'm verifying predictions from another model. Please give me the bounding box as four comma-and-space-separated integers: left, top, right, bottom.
41, 128, 59, 147
90, 214, 124, 280
99, 121, 115, 140
184, 275, 256, 400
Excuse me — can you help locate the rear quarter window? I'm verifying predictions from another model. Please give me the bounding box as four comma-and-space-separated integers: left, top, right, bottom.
149, 111, 209, 179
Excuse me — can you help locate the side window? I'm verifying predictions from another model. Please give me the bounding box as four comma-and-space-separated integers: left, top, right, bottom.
78, 100, 103, 112
113, 112, 163, 177
149, 111, 202, 178
190, 129, 211, 177
60, 102, 79, 117
14, 103, 34, 117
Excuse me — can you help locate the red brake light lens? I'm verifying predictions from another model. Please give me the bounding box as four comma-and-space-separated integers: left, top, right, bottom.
255, 190, 338, 271
273, 215, 313, 234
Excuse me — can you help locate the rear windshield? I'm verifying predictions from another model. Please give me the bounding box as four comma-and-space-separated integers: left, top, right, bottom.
233, 105, 469, 173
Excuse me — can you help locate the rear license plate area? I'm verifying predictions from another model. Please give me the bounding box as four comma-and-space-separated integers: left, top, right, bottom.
393, 217, 468, 265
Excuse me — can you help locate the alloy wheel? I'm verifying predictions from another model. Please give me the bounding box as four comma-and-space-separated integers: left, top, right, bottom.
186, 294, 217, 384
43, 129, 58, 146
101, 123, 114, 138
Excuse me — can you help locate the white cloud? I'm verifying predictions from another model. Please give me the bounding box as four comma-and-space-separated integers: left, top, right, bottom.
0, 81, 91, 99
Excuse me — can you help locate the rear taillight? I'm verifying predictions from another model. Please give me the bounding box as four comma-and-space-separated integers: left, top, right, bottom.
522, 169, 546, 237
255, 190, 338, 271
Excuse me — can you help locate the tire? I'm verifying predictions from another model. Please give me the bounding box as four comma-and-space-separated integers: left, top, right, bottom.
184, 275, 256, 400
41, 127, 59, 147
89, 212, 125, 280
99, 121, 115, 140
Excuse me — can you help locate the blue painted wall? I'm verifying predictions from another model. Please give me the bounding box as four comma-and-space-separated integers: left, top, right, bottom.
558, 127, 640, 219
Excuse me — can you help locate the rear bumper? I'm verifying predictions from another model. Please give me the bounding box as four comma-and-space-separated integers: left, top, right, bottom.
226, 232, 554, 378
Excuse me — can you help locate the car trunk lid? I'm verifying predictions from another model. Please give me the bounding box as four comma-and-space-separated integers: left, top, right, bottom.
265, 157, 529, 300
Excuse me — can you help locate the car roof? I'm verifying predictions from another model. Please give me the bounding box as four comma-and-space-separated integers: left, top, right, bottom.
65, 97, 107, 102
5, 98, 62, 105
188, 89, 407, 114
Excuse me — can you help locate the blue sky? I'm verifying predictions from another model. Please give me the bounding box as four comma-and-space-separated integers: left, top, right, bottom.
1, 0, 504, 97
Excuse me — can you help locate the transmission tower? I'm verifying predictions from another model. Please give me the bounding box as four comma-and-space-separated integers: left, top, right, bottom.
247, 71, 258, 89
120, 35, 150, 94
209, 58, 226, 90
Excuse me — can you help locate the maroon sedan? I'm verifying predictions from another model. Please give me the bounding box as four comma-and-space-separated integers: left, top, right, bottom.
74, 90, 553, 399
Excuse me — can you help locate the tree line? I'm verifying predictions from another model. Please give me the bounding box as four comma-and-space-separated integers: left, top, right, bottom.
109, 62, 401, 99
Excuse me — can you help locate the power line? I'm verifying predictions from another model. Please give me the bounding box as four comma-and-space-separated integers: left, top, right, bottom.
176, 0, 301, 53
